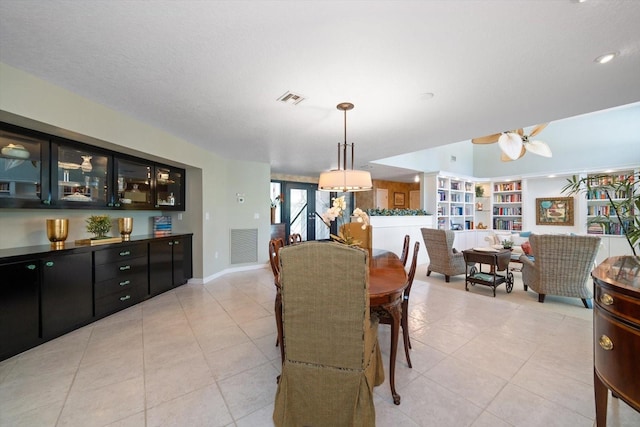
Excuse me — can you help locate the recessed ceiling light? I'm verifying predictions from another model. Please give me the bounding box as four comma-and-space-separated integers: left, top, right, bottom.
420, 92, 435, 100
594, 52, 618, 64
414, 175, 420, 183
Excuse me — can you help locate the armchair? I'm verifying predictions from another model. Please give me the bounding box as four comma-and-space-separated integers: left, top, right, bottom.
273, 241, 384, 426
420, 228, 466, 282
520, 234, 601, 308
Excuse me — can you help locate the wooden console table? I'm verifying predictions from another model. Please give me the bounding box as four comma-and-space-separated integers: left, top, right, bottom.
592, 256, 640, 426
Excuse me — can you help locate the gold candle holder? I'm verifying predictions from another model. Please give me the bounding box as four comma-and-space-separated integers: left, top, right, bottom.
46, 218, 69, 248
118, 217, 133, 241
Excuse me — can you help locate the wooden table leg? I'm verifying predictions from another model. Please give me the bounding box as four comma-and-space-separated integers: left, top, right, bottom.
382, 299, 402, 405
594, 369, 608, 427
275, 291, 284, 365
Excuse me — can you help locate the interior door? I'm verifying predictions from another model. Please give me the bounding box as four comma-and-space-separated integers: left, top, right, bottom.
284, 183, 332, 241
376, 189, 388, 209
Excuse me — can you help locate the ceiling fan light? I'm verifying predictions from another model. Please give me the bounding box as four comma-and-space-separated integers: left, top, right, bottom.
525, 140, 553, 157
498, 132, 523, 160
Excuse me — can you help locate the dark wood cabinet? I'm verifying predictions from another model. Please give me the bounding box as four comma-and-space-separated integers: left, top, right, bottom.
1, 121, 186, 211
592, 256, 640, 426
0, 260, 41, 360
41, 252, 93, 340
94, 242, 148, 317
149, 235, 192, 296
0, 234, 192, 361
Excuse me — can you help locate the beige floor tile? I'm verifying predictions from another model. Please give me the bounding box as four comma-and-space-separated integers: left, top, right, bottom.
217, 362, 279, 420
147, 383, 232, 427
204, 341, 270, 381
57, 376, 145, 427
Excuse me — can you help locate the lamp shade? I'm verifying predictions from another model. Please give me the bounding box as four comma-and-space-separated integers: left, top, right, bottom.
318, 169, 372, 192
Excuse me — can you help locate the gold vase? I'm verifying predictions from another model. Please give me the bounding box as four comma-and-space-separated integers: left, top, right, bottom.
118, 217, 133, 241
46, 218, 69, 248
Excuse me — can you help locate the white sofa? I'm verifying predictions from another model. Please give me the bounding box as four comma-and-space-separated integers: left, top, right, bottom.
484, 231, 531, 255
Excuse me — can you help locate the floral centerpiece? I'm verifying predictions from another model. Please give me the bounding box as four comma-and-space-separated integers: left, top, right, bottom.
320, 195, 369, 246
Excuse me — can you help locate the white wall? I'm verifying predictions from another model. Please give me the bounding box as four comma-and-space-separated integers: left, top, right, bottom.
0, 62, 271, 279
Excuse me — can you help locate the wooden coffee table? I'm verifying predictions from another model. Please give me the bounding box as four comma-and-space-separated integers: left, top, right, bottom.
462, 248, 514, 297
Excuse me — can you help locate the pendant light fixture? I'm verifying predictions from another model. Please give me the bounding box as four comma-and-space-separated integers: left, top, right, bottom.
318, 102, 372, 192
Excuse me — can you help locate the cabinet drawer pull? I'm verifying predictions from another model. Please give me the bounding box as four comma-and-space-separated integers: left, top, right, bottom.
119, 265, 131, 271
174, 241, 180, 245
26, 264, 37, 270
599, 335, 614, 351
119, 250, 131, 256
600, 293, 614, 306
119, 280, 131, 286
120, 295, 131, 301
45, 261, 54, 267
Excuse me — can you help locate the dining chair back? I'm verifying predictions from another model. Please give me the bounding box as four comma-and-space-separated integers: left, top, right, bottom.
400, 234, 410, 266
268, 238, 285, 278
377, 241, 420, 368
288, 233, 302, 245
273, 241, 384, 426
268, 237, 286, 363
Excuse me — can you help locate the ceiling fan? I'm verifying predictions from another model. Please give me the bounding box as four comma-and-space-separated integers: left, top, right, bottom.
472, 124, 552, 161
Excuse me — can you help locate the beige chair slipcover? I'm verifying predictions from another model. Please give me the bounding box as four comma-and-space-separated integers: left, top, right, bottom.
420, 227, 466, 282
273, 241, 384, 427
520, 234, 601, 308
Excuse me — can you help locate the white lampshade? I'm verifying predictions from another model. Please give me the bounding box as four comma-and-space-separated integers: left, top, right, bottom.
318, 169, 372, 192
498, 132, 524, 160
525, 140, 553, 157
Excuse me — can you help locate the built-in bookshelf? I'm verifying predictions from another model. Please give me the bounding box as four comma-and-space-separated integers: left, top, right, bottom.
492, 180, 523, 231
425, 173, 475, 230
586, 170, 635, 236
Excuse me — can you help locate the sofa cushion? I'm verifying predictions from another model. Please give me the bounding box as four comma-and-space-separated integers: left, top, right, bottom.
521, 241, 532, 255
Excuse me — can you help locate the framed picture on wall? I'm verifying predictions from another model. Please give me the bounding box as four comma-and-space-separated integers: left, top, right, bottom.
394, 192, 405, 206
536, 197, 574, 225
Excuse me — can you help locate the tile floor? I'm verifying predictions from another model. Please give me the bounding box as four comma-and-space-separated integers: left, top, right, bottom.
1, 264, 639, 427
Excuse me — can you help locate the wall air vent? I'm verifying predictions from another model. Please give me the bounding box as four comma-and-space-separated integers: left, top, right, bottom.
230, 228, 258, 264
277, 91, 305, 105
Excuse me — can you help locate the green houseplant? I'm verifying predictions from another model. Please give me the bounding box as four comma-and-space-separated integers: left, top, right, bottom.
562, 172, 639, 256
86, 215, 112, 239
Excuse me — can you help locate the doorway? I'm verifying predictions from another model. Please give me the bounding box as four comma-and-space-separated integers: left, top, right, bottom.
284, 182, 332, 241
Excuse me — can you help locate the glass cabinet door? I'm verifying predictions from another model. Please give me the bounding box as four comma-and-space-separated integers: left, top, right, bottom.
154, 165, 184, 210
0, 127, 48, 208
115, 158, 154, 209
53, 142, 110, 207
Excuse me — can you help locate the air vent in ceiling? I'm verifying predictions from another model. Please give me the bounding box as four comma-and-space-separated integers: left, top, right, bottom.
277, 91, 305, 105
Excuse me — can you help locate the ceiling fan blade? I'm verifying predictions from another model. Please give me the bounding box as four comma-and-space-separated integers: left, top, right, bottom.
515, 128, 524, 136
500, 146, 526, 162
498, 132, 523, 160
525, 140, 552, 157
529, 123, 548, 137
471, 133, 501, 144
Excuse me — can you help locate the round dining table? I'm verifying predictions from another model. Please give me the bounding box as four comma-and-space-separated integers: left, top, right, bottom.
369, 248, 409, 405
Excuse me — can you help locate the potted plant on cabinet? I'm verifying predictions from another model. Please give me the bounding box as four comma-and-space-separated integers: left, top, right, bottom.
562, 171, 639, 256
86, 215, 113, 240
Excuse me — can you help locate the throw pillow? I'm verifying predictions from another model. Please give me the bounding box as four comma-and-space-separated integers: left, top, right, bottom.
521, 241, 532, 255
519, 231, 532, 237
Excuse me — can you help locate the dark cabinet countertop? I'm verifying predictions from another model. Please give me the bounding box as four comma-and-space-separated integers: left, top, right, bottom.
0, 233, 193, 263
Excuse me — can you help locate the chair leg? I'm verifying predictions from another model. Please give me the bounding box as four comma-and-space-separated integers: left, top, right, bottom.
523, 284, 528, 291
538, 294, 546, 303
427, 270, 432, 277
582, 298, 593, 309
275, 293, 284, 364
445, 275, 450, 282
401, 316, 412, 369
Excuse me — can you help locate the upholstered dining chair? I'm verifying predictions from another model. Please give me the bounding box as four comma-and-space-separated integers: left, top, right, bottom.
273, 241, 384, 427
340, 222, 373, 258
268, 237, 285, 362
400, 234, 410, 267
420, 227, 466, 282
520, 234, 601, 308
377, 240, 420, 368
288, 233, 302, 245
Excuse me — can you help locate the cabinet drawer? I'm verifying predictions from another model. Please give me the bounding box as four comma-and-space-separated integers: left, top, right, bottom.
94, 255, 147, 282
94, 243, 147, 266
95, 273, 147, 299
594, 307, 640, 403
595, 282, 640, 324
95, 287, 144, 317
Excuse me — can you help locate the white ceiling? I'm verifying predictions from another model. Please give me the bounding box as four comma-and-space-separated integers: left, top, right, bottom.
1, 1, 639, 182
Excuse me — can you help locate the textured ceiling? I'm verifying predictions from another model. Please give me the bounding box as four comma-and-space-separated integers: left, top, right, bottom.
1, 1, 639, 182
